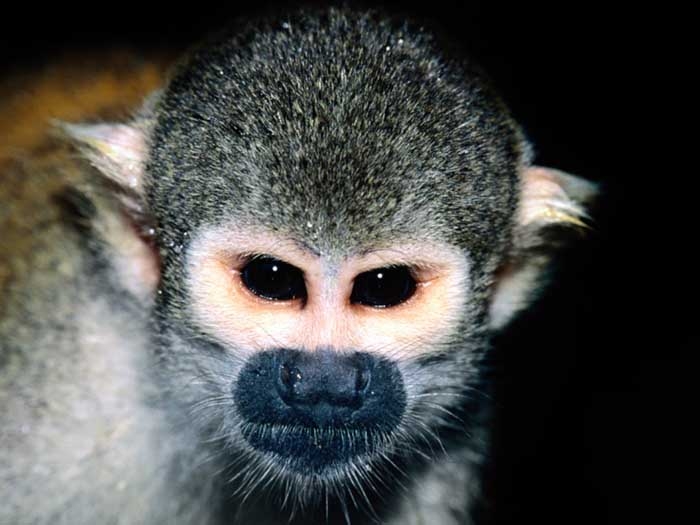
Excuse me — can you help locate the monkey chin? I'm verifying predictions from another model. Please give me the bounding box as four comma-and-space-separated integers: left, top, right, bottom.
233, 349, 407, 479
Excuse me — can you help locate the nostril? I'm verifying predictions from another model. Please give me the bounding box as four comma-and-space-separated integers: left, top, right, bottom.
355, 365, 370, 395
279, 362, 302, 398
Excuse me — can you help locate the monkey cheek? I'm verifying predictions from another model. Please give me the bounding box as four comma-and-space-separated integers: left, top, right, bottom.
232, 349, 406, 475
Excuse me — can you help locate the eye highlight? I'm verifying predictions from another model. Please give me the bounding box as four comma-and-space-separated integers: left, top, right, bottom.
350, 266, 417, 308
240, 256, 306, 302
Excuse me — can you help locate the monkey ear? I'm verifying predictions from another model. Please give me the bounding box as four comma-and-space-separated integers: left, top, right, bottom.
489, 166, 598, 330
57, 120, 159, 301
516, 166, 597, 229
58, 121, 149, 215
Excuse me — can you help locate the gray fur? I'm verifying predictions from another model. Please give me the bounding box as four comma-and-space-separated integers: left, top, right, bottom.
0, 8, 588, 525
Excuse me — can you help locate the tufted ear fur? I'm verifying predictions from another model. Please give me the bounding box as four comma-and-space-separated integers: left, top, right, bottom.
57, 100, 160, 301
489, 166, 598, 329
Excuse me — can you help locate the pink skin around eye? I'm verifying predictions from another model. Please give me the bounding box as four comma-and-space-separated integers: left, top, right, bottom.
187, 225, 470, 360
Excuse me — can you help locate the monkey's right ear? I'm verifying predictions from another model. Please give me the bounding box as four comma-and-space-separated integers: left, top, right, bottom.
57, 119, 160, 301
58, 121, 149, 214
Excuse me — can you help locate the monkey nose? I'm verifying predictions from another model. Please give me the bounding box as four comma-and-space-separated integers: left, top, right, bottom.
275, 349, 372, 416
234, 348, 406, 469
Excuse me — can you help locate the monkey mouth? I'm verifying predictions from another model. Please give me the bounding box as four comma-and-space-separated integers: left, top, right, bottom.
240, 421, 392, 474
233, 349, 407, 474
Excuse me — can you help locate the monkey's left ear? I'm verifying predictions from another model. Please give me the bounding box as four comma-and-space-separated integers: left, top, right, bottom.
489, 166, 598, 329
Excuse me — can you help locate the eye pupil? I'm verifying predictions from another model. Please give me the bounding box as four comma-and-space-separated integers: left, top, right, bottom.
350, 266, 416, 308
241, 257, 306, 301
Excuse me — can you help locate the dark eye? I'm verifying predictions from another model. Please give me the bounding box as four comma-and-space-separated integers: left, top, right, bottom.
240, 256, 306, 301
350, 266, 417, 308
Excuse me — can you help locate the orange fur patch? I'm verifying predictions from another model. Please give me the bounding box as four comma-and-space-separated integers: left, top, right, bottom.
0, 50, 173, 163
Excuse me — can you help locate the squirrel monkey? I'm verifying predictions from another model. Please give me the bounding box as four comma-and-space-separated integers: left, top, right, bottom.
0, 8, 596, 525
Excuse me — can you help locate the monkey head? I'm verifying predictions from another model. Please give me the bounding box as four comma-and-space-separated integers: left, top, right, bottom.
63, 9, 596, 514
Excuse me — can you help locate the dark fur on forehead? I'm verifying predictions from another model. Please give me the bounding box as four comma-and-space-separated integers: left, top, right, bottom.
146, 8, 525, 262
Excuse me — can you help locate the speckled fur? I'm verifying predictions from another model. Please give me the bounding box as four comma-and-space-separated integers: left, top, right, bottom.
1, 8, 575, 525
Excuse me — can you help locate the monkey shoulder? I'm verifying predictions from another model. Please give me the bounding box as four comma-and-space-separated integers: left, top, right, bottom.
0, 53, 182, 523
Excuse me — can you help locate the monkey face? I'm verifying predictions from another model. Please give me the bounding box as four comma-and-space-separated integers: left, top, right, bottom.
166, 225, 477, 489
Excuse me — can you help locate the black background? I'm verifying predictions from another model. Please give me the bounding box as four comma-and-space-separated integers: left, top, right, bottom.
0, 2, 687, 524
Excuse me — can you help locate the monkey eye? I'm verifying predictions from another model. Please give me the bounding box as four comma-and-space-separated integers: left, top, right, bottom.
350, 266, 417, 308
240, 256, 306, 301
